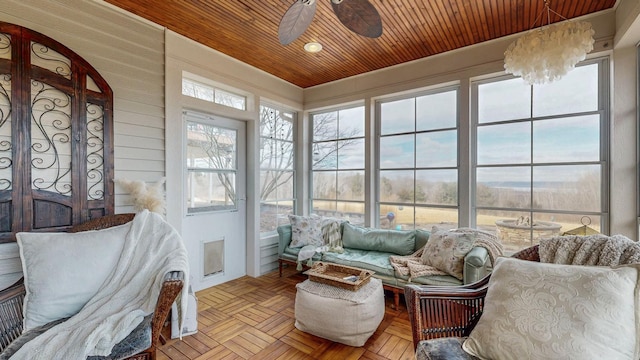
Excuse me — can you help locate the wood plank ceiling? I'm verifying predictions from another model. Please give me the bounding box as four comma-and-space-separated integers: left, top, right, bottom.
104, 0, 616, 88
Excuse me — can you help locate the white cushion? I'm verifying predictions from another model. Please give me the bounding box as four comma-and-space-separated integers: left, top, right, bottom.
16, 223, 131, 330
463, 257, 640, 360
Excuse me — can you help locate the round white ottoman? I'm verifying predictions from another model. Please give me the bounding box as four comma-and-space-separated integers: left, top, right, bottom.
294, 277, 384, 347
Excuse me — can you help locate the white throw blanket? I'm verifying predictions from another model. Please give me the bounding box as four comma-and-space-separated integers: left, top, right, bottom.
390, 228, 503, 280
297, 245, 318, 270
10, 210, 189, 359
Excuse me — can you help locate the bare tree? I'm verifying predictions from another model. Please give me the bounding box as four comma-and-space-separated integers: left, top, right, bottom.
260, 107, 362, 202
187, 124, 236, 205
188, 103, 365, 209
260, 106, 294, 201
310, 112, 360, 170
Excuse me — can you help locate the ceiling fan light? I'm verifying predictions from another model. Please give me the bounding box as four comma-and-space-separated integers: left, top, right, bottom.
304, 42, 323, 53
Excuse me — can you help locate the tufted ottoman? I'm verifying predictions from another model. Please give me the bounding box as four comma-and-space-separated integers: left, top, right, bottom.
294, 277, 384, 347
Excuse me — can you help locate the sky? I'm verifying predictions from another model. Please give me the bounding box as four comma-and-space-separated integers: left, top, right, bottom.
312, 62, 601, 185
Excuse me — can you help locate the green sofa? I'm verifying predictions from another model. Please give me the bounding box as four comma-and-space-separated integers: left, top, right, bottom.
277, 223, 492, 309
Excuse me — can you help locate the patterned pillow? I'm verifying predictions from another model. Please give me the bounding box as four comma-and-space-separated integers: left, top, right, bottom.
463, 258, 639, 360
420, 227, 476, 280
288, 214, 324, 248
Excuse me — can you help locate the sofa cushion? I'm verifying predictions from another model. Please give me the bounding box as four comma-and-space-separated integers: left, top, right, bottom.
283, 246, 322, 261
416, 338, 479, 360
395, 272, 462, 286
342, 223, 415, 256
463, 257, 640, 360
16, 223, 131, 331
0, 314, 152, 360
321, 248, 396, 277
415, 229, 430, 251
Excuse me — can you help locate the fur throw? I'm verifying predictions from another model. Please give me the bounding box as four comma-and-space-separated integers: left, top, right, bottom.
116, 178, 166, 215
540, 234, 640, 266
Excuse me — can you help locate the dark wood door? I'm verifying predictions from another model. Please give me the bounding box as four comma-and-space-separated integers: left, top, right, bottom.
0, 22, 114, 242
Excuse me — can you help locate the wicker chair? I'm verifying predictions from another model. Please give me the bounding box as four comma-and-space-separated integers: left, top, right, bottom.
0, 213, 185, 360
405, 245, 540, 353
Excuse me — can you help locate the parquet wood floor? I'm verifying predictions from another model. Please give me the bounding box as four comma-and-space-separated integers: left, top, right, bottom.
158, 266, 415, 360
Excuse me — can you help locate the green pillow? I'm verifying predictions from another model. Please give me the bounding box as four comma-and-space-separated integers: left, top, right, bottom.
415, 229, 430, 251
342, 223, 415, 256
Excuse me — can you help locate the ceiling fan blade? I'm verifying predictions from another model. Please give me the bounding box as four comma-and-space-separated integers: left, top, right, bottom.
278, 0, 317, 45
331, 0, 383, 38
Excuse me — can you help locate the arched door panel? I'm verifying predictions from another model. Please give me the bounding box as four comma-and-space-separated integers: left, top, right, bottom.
0, 22, 114, 242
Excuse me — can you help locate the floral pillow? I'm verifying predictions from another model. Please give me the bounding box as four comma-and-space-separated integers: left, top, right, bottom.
420, 227, 476, 279
288, 214, 324, 248
463, 258, 639, 360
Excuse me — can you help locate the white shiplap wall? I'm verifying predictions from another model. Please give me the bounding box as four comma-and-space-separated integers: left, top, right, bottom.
0, 0, 166, 213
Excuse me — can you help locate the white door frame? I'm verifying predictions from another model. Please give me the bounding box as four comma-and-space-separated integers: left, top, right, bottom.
181, 111, 247, 291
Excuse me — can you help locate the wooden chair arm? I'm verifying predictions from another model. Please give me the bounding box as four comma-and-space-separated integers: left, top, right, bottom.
511, 244, 540, 262
0, 278, 26, 352
405, 284, 488, 349
0, 273, 184, 357
150, 271, 185, 348
0, 214, 184, 360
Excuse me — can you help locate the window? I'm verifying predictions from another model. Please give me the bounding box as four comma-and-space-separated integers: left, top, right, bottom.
311, 106, 365, 225
377, 88, 459, 230
185, 118, 238, 213
182, 77, 246, 110
259, 104, 295, 234
473, 60, 608, 253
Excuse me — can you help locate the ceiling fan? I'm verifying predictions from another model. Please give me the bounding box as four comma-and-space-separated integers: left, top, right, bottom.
278, 0, 383, 45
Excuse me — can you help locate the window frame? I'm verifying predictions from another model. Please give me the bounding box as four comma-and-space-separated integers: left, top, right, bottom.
470, 57, 610, 251
184, 116, 239, 214
182, 72, 247, 111
309, 104, 366, 224
259, 102, 297, 235
375, 85, 461, 230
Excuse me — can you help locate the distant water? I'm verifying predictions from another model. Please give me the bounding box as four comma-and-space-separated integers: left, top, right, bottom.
481, 181, 567, 190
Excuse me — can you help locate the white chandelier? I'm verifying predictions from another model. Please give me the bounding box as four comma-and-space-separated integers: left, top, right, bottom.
504, 0, 595, 85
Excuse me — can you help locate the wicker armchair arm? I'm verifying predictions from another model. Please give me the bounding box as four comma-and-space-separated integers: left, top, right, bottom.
405, 284, 488, 349
0, 278, 26, 352
68, 213, 136, 233
150, 271, 185, 348
511, 244, 540, 262
0, 273, 184, 354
